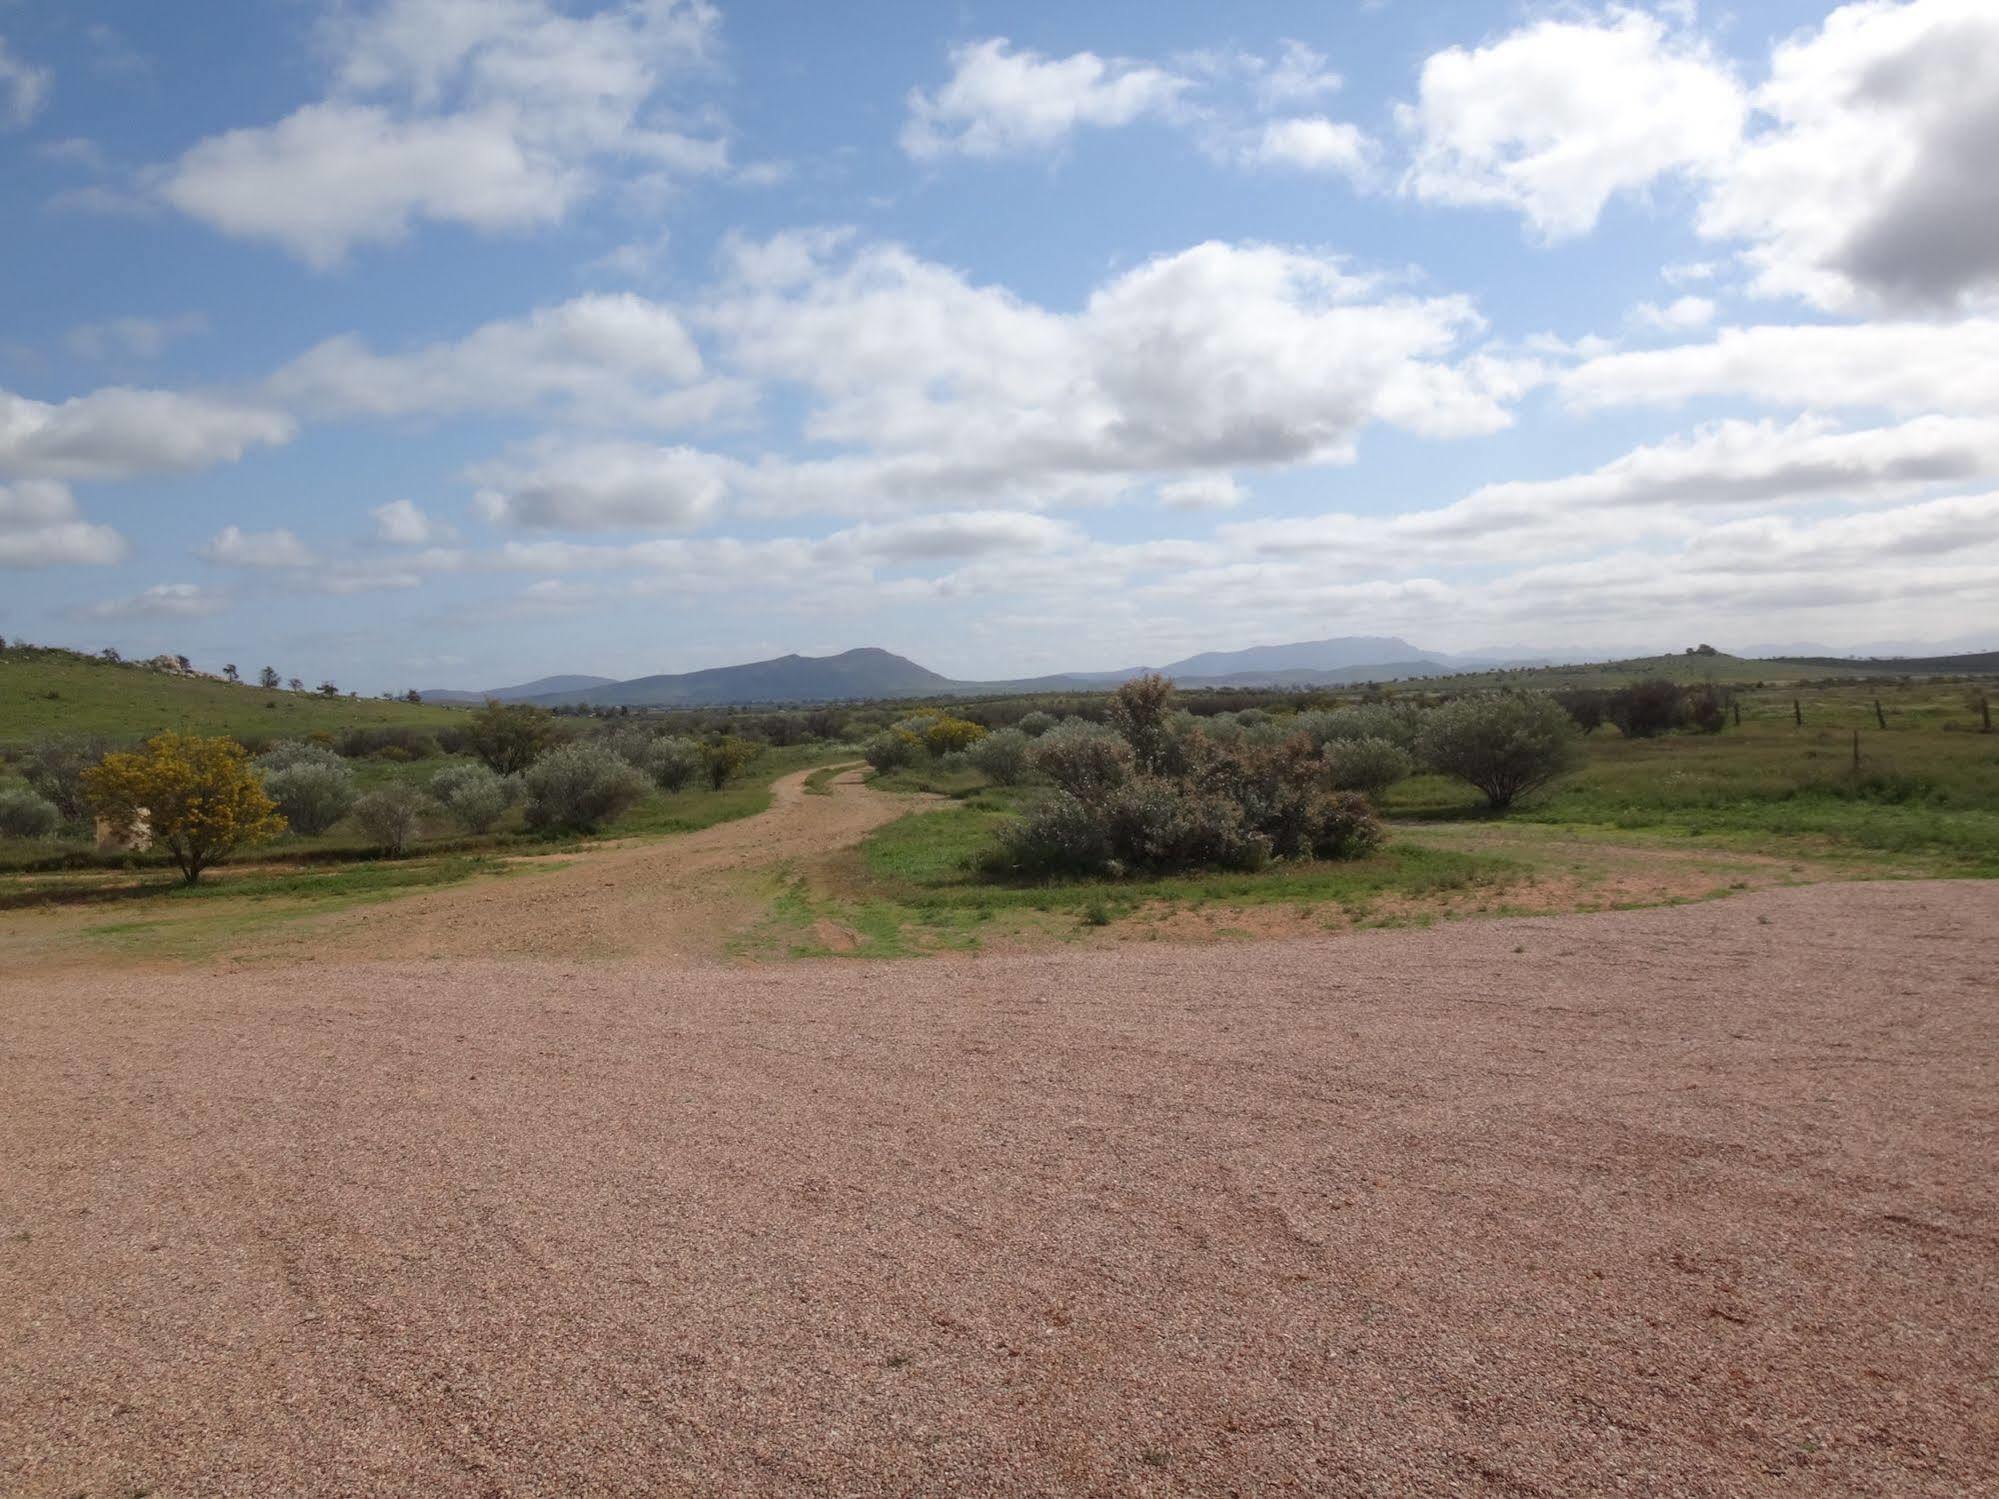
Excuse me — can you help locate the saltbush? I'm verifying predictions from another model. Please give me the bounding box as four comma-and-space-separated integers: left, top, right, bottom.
263, 761, 356, 837
522, 743, 651, 833
255, 739, 346, 774
0, 787, 62, 840
430, 763, 514, 833
864, 730, 921, 772
1322, 736, 1414, 798
22, 734, 113, 822
1027, 719, 1134, 800
966, 727, 1031, 785
351, 783, 430, 855
1016, 711, 1056, 738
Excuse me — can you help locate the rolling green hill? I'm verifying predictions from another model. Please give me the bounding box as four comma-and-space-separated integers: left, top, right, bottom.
0, 648, 464, 747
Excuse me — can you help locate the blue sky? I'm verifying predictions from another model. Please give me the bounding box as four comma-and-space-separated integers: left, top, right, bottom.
2, 0, 1995, 691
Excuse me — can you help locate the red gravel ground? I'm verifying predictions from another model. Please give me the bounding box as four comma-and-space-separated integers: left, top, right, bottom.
3, 880, 1995, 1497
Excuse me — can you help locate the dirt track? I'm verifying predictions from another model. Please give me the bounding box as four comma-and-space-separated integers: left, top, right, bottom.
282, 764, 923, 962
3, 878, 1995, 1496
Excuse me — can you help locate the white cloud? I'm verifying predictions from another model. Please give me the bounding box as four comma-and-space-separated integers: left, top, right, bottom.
1629, 295, 1717, 331
472, 440, 731, 530
823, 511, 1081, 563
1400, 10, 1744, 239
0, 386, 295, 481
1158, 475, 1246, 511
156, 0, 724, 266
698, 234, 1513, 516
267, 293, 740, 426
371, 499, 441, 545
198, 525, 316, 569
1244, 117, 1372, 178
1563, 318, 1999, 414
66, 313, 210, 362
1698, 0, 1999, 311
87, 583, 227, 619
0, 36, 51, 129
902, 38, 1190, 160
0, 480, 127, 567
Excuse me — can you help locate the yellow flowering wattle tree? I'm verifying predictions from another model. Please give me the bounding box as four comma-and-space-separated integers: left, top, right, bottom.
82, 732, 286, 885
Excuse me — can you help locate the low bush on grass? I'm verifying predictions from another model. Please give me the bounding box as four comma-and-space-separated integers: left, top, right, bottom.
864, 729, 922, 772
351, 783, 431, 856
21, 734, 113, 823
522, 743, 651, 832
966, 726, 1031, 785
254, 739, 346, 774
430, 762, 515, 833
1323, 736, 1415, 798
263, 761, 356, 836
0, 787, 62, 839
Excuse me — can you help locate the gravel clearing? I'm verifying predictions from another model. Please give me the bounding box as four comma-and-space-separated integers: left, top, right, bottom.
3, 879, 1995, 1497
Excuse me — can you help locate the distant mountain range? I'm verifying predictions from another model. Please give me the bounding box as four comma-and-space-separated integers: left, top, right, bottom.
421, 633, 1999, 710
424, 637, 1520, 709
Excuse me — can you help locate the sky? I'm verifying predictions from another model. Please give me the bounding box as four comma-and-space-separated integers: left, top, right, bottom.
2, 0, 1997, 691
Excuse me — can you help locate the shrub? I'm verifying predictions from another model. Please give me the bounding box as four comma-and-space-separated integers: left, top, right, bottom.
1107, 673, 1177, 772
0, 788, 62, 840
263, 762, 356, 837
83, 732, 285, 883
1605, 679, 1687, 739
430, 763, 513, 833
1416, 693, 1579, 809
864, 730, 921, 772
701, 736, 761, 790
1027, 719, 1134, 800
962, 727, 1029, 785
1305, 791, 1385, 860
466, 700, 563, 775
1017, 711, 1056, 738
1294, 704, 1424, 752
1685, 683, 1728, 734
521, 744, 650, 832
350, 784, 430, 855
922, 716, 987, 756
22, 734, 114, 822
1552, 688, 1609, 735
254, 739, 345, 774
980, 792, 1111, 877
637, 736, 704, 793
1322, 736, 1414, 798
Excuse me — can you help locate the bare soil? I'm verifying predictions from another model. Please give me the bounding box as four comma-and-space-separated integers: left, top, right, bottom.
3, 878, 1994, 1496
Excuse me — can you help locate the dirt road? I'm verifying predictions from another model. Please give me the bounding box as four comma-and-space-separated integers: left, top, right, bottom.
4, 879, 1994, 1496
274, 764, 923, 963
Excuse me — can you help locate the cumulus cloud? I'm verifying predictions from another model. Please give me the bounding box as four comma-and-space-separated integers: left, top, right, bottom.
1243, 117, 1372, 178
1629, 295, 1717, 331
1399, 10, 1744, 239
1158, 475, 1246, 511
0, 480, 127, 567
156, 0, 724, 266
0, 36, 51, 129
902, 38, 1189, 160
1562, 318, 1999, 414
472, 440, 731, 530
86, 583, 227, 619
267, 293, 740, 426
1699, 0, 1999, 311
198, 525, 316, 568
371, 499, 441, 545
696, 233, 1515, 516
0, 386, 295, 481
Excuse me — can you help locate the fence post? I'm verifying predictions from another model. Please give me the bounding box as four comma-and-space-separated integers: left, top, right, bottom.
1874, 698, 1887, 730
1794, 698, 1802, 728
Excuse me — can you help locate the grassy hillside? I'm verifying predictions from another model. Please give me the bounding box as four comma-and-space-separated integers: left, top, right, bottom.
1409, 651, 1891, 691
0, 647, 463, 747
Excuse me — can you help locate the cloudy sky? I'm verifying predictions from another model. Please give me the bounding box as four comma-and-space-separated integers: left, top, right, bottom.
3, 0, 1996, 689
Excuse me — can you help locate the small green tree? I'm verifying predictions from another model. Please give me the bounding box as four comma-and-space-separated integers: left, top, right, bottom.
351, 783, 430, 855
701, 736, 760, 791
263, 761, 356, 836
259, 665, 281, 689
466, 699, 563, 775
1107, 673, 1177, 772
1416, 694, 1579, 810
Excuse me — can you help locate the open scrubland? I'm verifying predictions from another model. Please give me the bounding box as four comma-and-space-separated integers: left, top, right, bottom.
2, 645, 1997, 1494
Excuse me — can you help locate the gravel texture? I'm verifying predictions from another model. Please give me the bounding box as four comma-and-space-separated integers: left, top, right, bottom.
2, 879, 1995, 1497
